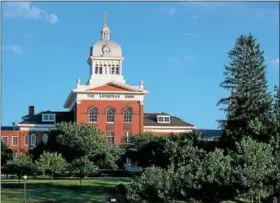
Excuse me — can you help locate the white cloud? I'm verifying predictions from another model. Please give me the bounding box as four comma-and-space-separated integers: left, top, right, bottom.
272, 58, 279, 65
2, 45, 24, 54
3, 2, 58, 24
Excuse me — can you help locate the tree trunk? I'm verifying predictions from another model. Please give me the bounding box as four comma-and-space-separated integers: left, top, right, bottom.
79, 178, 82, 186
50, 173, 53, 183
18, 177, 21, 184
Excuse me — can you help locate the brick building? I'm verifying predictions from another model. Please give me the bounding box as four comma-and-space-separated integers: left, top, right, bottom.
1, 14, 208, 154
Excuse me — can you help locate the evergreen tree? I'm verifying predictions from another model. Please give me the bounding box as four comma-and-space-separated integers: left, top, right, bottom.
217, 34, 271, 147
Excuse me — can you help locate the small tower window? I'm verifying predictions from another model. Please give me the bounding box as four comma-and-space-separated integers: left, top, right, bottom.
111, 65, 115, 74
95, 65, 98, 74
99, 66, 102, 74
116, 65, 120, 75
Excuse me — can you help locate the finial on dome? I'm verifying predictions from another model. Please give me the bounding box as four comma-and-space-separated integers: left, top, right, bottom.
139, 79, 144, 89
104, 12, 107, 26
76, 78, 81, 87
101, 12, 110, 40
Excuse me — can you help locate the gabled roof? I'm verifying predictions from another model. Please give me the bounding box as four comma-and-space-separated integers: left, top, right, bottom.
144, 113, 194, 127
19, 111, 74, 125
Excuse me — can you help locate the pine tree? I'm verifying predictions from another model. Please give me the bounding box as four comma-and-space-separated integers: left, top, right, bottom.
217, 34, 271, 147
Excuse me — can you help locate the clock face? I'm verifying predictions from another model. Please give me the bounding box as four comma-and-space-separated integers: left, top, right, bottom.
102, 45, 110, 54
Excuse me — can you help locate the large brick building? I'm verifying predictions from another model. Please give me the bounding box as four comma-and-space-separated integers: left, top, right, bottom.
2, 14, 219, 154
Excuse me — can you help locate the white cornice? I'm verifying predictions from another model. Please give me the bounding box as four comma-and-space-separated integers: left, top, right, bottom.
144, 129, 192, 133
144, 126, 195, 129
17, 124, 55, 128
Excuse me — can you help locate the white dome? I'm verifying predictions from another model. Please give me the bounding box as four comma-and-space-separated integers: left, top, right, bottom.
91, 40, 122, 57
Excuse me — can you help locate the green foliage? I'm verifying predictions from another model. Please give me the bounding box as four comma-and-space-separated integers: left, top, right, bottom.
71, 156, 98, 185
125, 166, 177, 202
6, 153, 34, 183
30, 122, 121, 169
217, 34, 271, 146
36, 151, 68, 181
232, 137, 274, 200
1, 141, 15, 166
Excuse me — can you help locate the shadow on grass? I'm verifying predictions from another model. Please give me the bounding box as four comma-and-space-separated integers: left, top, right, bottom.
2, 181, 120, 203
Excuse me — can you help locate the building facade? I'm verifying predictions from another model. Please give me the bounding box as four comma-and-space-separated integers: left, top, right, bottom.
1, 14, 201, 154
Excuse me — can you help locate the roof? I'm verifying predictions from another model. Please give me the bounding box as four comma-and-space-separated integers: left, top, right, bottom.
19, 111, 74, 124
1, 126, 19, 131
194, 129, 223, 137
144, 113, 194, 127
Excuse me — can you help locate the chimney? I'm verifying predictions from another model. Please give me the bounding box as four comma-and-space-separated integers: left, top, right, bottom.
12, 122, 16, 130
29, 106, 35, 115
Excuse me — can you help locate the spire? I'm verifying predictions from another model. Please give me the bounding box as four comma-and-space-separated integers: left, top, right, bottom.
101, 12, 110, 40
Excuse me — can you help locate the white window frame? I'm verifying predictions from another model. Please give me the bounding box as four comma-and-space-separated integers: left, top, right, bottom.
123, 131, 132, 144
30, 133, 37, 146
2, 136, 8, 145
25, 134, 29, 146
42, 133, 48, 143
124, 108, 132, 123
106, 131, 115, 148
157, 115, 171, 124
12, 136, 18, 146
89, 107, 98, 123
42, 113, 56, 122
106, 108, 115, 123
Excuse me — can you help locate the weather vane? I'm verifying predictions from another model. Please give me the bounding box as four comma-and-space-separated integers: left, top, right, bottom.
104, 12, 107, 25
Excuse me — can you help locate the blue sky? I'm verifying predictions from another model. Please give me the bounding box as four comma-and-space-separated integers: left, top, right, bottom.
2, 2, 279, 129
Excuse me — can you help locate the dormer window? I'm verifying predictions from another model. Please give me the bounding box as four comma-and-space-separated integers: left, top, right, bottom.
42, 113, 56, 122
157, 115, 170, 124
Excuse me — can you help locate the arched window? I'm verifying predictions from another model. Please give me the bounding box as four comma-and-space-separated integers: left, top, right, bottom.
89, 107, 98, 123
25, 134, 29, 145
124, 108, 132, 123
106, 107, 115, 123
42, 134, 48, 143
31, 133, 37, 146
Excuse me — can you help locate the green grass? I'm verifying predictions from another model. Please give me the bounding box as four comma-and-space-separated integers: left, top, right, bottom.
1, 177, 131, 203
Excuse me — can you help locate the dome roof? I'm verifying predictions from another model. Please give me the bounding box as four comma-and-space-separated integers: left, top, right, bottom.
91, 40, 122, 57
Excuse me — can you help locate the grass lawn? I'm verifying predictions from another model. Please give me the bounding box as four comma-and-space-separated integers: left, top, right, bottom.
1, 177, 131, 203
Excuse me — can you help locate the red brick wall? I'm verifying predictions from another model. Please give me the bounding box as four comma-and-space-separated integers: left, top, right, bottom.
1, 130, 49, 155
76, 100, 144, 145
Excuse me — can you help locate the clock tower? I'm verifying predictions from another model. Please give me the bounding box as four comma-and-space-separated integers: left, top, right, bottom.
64, 13, 148, 146
86, 12, 125, 87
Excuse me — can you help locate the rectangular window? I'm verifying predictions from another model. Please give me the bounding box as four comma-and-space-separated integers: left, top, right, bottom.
2, 136, 8, 145
157, 116, 170, 124
42, 114, 56, 122
106, 132, 115, 148
25, 134, 29, 145
123, 132, 132, 144
99, 67, 102, 74
12, 136, 18, 146
164, 117, 170, 122
95, 66, 98, 74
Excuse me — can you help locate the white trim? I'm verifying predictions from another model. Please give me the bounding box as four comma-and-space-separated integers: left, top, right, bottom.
17, 124, 55, 128
24, 134, 29, 146
42, 113, 56, 122
42, 133, 48, 143
19, 127, 51, 132
12, 136, 18, 146
144, 126, 195, 129
30, 133, 37, 146
144, 129, 192, 133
